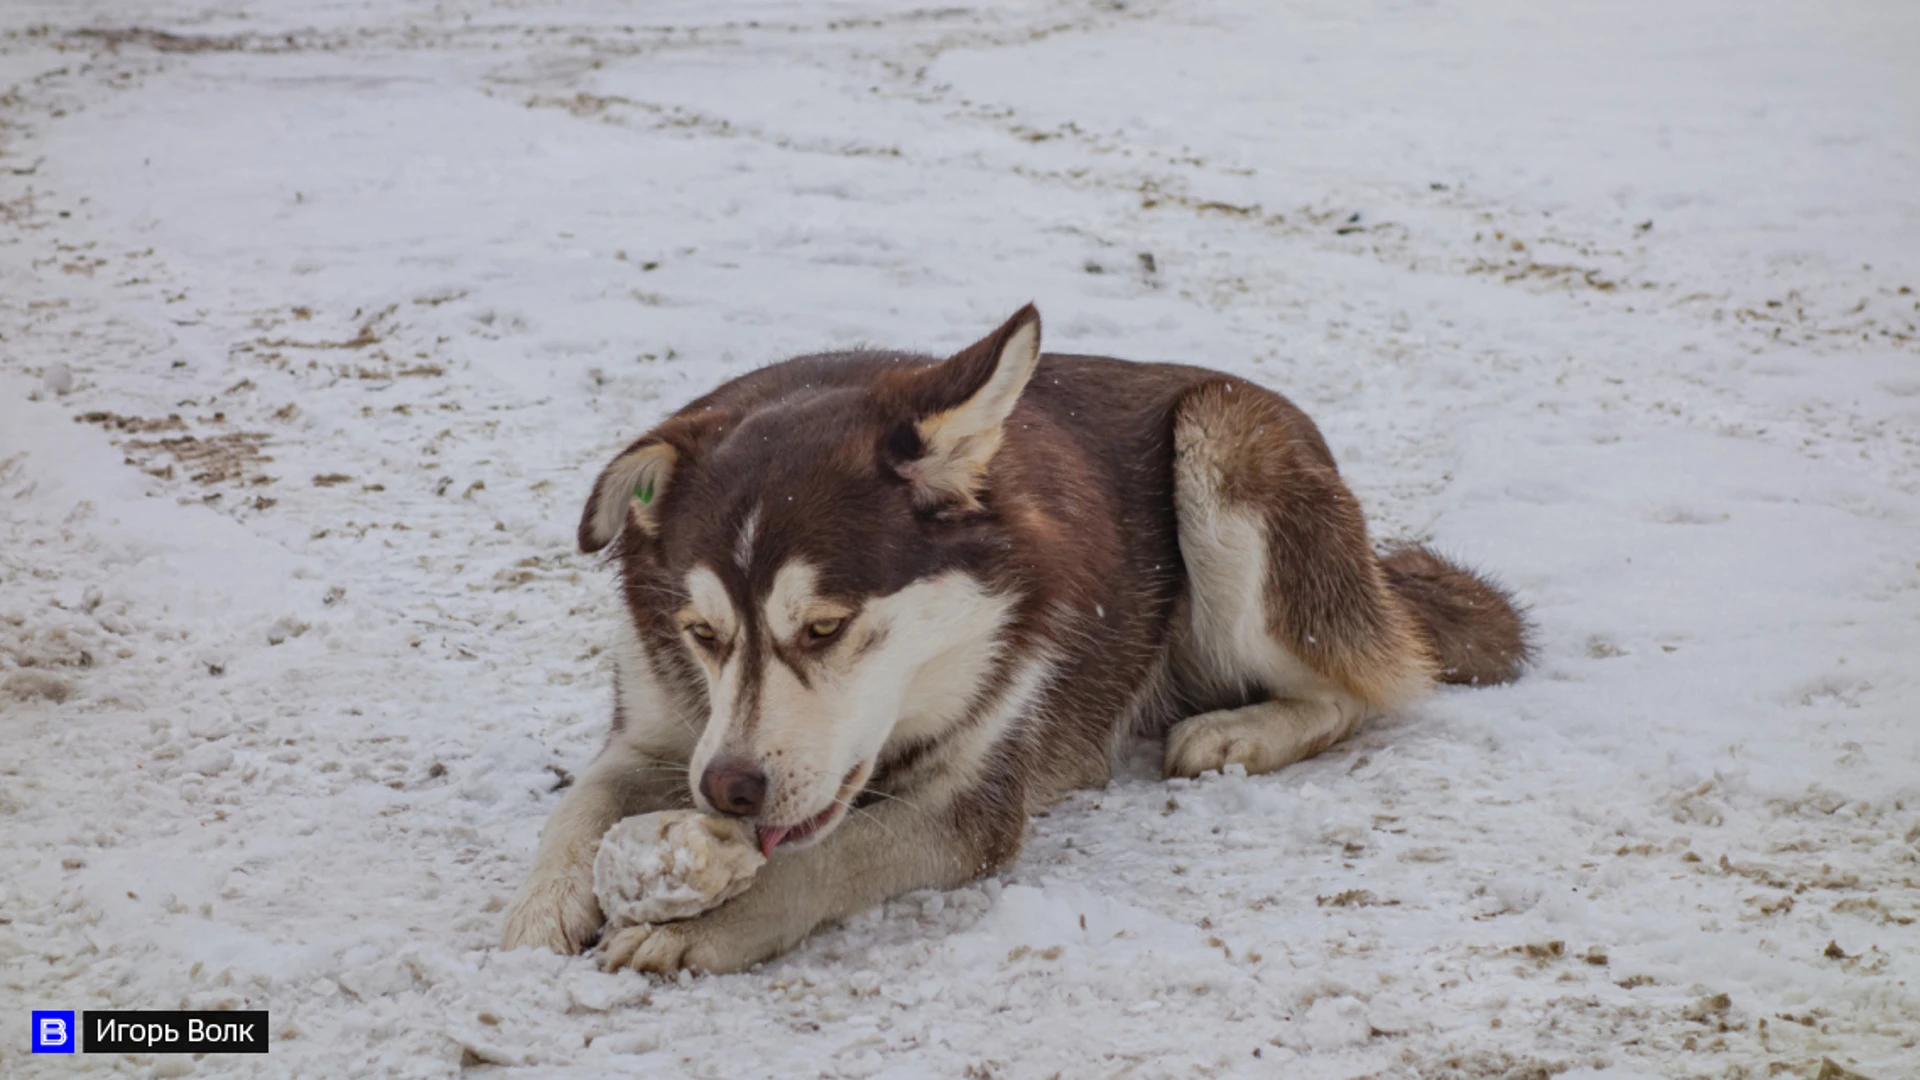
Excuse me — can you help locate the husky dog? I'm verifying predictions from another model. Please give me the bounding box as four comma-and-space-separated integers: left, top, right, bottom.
501, 306, 1530, 973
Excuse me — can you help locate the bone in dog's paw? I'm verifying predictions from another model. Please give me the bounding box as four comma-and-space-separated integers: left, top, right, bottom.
593, 810, 764, 928
500, 864, 602, 954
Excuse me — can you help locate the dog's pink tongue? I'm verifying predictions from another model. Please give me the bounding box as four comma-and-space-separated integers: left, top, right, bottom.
757, 825, 790, 858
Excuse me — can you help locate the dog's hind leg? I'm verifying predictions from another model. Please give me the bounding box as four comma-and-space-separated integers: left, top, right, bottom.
1165, 379, 1436, 779
1164, 697, 1368, 779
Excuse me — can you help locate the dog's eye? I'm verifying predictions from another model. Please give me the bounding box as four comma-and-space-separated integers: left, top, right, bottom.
687, 623, 718, 642
806, 617, 845, 641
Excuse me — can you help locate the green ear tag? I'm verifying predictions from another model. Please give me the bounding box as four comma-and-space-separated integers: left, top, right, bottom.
636, 478, 655, 505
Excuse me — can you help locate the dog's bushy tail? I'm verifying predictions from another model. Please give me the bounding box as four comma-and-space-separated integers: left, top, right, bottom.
1380, 545, 1533, 687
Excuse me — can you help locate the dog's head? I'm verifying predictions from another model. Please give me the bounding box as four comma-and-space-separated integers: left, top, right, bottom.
577, 306, 1043, 855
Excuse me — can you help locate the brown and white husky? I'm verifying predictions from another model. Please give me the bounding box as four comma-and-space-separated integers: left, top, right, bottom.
501, 305, 1530, 973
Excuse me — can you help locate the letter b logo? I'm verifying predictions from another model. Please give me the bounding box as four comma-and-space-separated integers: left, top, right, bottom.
32, 1010, 76, 1053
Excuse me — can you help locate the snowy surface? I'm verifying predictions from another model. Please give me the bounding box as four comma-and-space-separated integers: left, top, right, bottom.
3, 1, 1918, 1076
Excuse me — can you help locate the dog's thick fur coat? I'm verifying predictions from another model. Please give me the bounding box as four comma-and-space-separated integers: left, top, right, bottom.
502, 306, 1530, 973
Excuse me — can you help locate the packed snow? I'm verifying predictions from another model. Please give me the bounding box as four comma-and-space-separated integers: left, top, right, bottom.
2, 1, 1917, 1077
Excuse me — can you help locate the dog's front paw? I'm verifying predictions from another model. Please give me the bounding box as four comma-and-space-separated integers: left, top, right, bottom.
598, 914, 762, 976
500, 861, 602, 954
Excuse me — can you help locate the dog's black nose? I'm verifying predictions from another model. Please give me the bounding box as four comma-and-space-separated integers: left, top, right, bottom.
699, 761, 768, 818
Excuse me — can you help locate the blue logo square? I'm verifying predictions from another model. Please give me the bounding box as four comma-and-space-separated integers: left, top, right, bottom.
32, 1010, 76, 1053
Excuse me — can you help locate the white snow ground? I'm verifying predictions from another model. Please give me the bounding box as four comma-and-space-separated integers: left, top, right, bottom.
2, 0, 1917, 1076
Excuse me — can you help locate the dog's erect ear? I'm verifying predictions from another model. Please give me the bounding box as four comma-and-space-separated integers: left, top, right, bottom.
883, 304, 1042, 511
578, 412, 726, 554
579, 440, 677, 553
